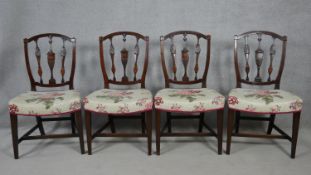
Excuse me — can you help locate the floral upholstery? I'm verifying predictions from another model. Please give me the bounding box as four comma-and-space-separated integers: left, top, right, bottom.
83, 89, 153, 114
228, 88, 303, 113
8, 90, 81, 116
154, 88, 225, 112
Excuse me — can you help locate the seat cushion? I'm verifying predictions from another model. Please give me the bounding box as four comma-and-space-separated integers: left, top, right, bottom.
8, 90, 81, 116
154, 88, 225, 112
83, 89, 153, 114
228, 88, 303, 114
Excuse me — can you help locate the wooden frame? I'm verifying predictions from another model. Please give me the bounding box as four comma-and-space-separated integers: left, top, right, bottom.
85, 31, 152, 155
10, 33, 85, 159
227, 31, 301, 158
156, 30, 223, 155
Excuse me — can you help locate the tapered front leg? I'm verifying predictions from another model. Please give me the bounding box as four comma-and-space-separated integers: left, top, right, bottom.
75, 111, 85, 154
10, 114, 19, 159
85, 111, 92, 155
156, 110, 161, 155
226, 109, 234, 154
146, 111, 152, 155
291, 112, 301, 159
217, 110, 224, 155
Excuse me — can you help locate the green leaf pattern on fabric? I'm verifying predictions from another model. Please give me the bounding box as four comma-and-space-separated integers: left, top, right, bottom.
244, 90, 283, 104
25, 93, 65, 109
168, 89, 205, 102
96, 91, 133, 103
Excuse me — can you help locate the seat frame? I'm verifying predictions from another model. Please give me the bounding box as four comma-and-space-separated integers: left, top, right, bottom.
85, 31, 152, 155
226, 31, 301, 158
10, 33, 85, 159
156, 31, 223, 155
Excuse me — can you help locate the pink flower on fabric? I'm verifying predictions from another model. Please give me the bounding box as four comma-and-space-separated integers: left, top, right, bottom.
9, 104, 19, 114
176, 89, 201, 95
154, 97, 164, 106
256, 90, 278, 96
228, 96, 239, 105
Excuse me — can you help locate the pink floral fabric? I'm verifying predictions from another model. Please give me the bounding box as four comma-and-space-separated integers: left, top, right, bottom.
154, 88, 225, 112
83, 89, 153, 114
8, 90, 81, 116
228, 88, 303, 113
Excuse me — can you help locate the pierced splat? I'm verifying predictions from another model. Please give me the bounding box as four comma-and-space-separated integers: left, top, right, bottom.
244, 36, 250, 81
47, 35, 56, 84
121, 48, 129, 82
254, 34, 264, 82
181, 47, 189, 81
194, 37, 201, 80
109, 38, 116, 81
268, 38, 276, 81
170, 37, 177, 80
35, 40, 43, 84
133, 38, 140, 81
60, 39, 66, 83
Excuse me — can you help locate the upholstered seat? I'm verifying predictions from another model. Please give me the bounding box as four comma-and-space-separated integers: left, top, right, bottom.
9, 90, 81, 116
228, 88, 303, 114
154, 88, 225, 112
84, 89, 153, 114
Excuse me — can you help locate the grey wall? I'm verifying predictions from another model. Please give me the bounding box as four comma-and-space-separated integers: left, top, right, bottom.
0, 0, 310, 128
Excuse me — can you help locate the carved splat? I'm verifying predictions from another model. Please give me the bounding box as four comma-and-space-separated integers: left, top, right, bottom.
268, 38, 276, 81
170, 37, 177, 80
181, 47, 189, 81
244, 36, 250, 81
109, 38, 116, 81
60, 39, 66, 83
133, 38, 139, 81
35, 40, 43, 84
121, 48, 129, 82
47, 35, 56, 84
194, 37, 201, 80
255, 34, 264, 82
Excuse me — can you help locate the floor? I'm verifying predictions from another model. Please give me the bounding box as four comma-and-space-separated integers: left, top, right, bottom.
0, 122, 311, 175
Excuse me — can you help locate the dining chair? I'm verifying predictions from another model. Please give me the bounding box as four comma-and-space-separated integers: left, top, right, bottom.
154, 31, 224, 155
226, 31, 303, 158
84, 31, 152, 155
8, 33, 85, 159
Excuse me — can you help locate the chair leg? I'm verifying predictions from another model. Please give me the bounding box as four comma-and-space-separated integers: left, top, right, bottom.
267, 114, 276, 134
75, 111, 85, 154
156, 110, 161, 155
70, 113, 76, 134
291, 111, 301, 159
85, 111, 92, 155
234, 111, 240, 133
108, 116, 116, 133
217, 110, 223, 155
167, 112, 172, 133
10, 114, 19, 159
198, 113, 204, 133
226, 109, 234, 154
141, 114, 146, 134
146, 111, 152, 155
36, 117, 45, 135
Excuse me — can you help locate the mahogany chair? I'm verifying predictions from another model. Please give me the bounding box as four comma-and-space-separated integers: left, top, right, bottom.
226, 31, 303, 158
84, 31, 152, 155
8, 33, 85, 159
155, 31, 224, 155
